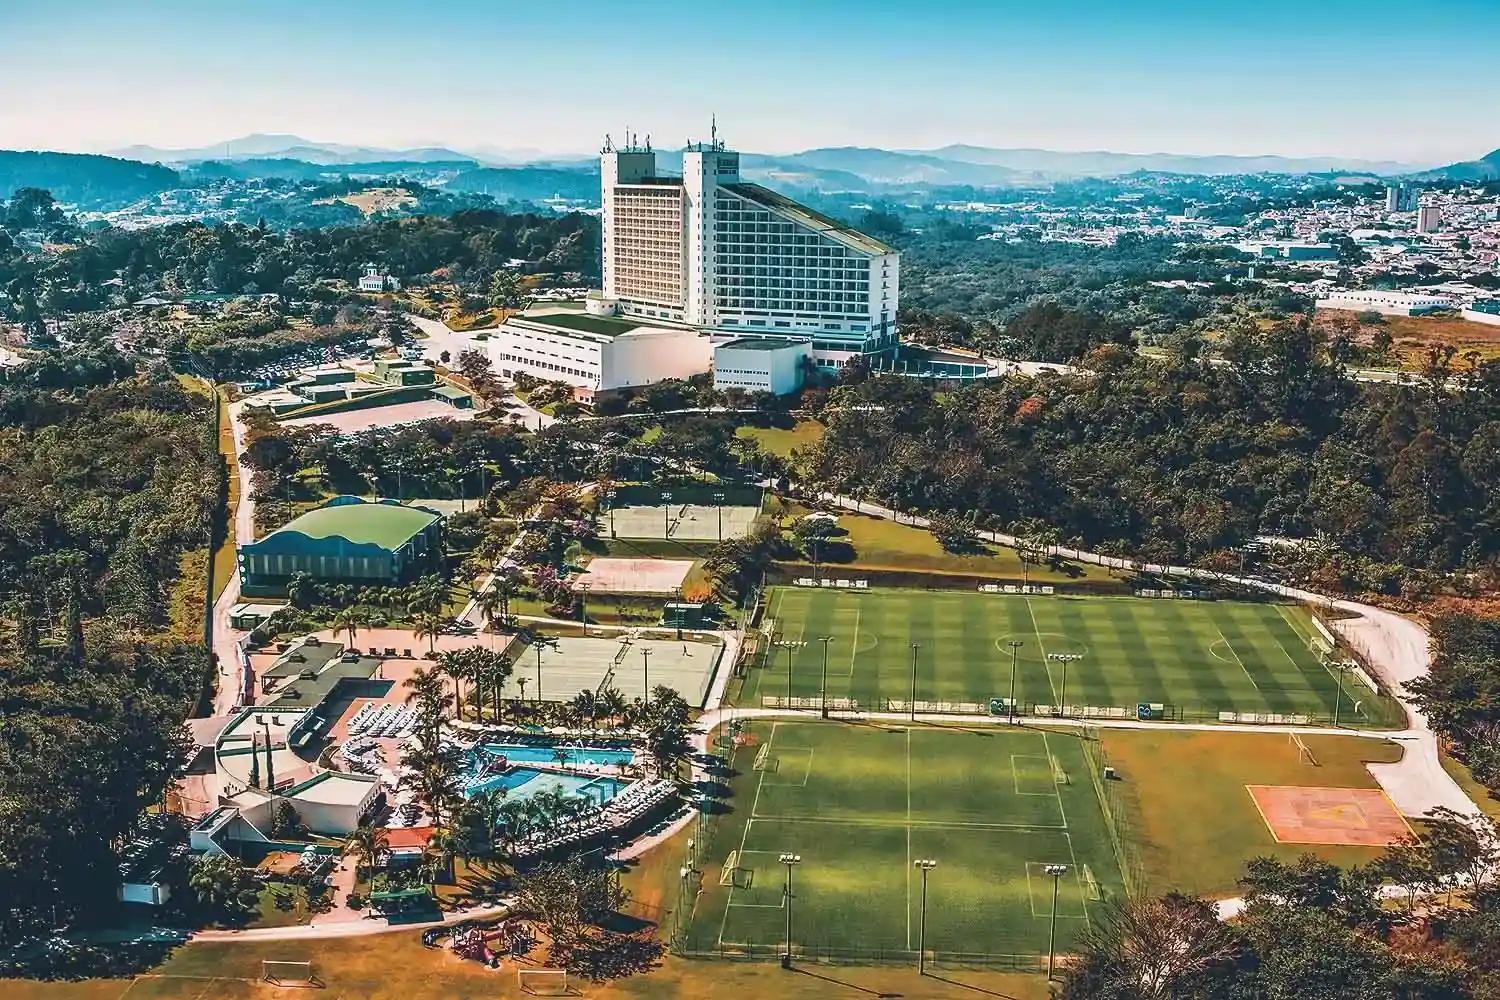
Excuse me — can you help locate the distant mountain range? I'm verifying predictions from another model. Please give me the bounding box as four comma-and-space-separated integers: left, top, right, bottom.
1417, 148, 1500, 181
102, 133, 1437, 182
3, 134, 1490, 216
109, 133, 480, 166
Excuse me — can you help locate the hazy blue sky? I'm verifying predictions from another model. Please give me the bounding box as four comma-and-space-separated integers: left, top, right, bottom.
1, 0, 1495, 164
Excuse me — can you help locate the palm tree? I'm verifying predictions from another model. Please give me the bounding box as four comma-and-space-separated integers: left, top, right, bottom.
597, 686, 628, 728
470, 787, 508, 858
570, 690, 598, 731
332, 605, 367, 650
348, 820, 389, 880
414, 611, 444, 657
436, 650, 467, 719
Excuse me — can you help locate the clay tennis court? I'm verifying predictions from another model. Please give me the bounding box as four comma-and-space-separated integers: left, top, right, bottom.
575, 556, 693, 595
1247, 785, 1412, 846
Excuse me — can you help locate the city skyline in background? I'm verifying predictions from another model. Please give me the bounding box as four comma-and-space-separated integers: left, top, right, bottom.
1, 0, 1497, 164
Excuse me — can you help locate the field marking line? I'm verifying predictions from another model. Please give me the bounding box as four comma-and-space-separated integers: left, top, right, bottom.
719, 722, 775, 949
1063, 830, 1089, 924
1025, 860, 1091, 920
1025, 597, 1061, 705
762, 747, 813, 786
1011, 754, 1058, 796
1272, 605, 1351, 702
1244, 783, 1288, 843
723, 850, 789, 908
847, 603, 861, 679
906, 723, 913, 952
1040, 730, 1069, 829
746, 814, 1071, 831
1209, 619, 1264, 696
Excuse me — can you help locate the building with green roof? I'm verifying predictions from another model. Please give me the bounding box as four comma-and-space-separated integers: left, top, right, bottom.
238, 496, 443, 594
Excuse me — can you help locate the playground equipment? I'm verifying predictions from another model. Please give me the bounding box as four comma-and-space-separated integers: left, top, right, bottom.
451, 916, 538, 968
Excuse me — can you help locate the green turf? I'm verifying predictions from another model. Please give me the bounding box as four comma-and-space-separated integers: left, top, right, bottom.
686, 721, 1124, 964
748, 588, 1400, 726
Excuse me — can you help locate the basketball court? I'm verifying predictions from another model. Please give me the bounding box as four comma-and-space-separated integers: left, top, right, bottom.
1246, 785, 1412, 847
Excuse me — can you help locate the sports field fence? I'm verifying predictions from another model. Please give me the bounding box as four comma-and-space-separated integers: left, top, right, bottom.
753, 694, 1403, 729
1079, 724, 1144, 898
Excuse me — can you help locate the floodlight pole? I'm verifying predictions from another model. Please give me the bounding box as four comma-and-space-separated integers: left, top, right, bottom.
779, 853, 801, 968
909, 642, 920, 721
914, 858, 937, 974
642, 648, 652, 706
661, 490, 673, 538
714, 491, 726, 541
1048, 653, 1082, 716
578, 582, 591, 631
1007, 640, 1023, 723
785, 641, 795, 702
607, 489, 616, 537
535, 643, 545, 703
1333, 660, 1347, 726
818, 636, 833, 718
1045, 864, 1068, 980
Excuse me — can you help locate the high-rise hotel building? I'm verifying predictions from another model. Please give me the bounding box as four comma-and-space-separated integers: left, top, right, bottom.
598, 135, 900, 368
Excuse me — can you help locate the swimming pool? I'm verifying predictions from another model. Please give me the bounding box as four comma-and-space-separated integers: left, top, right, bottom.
466, 765, 626, 804
481, 743, 635, 768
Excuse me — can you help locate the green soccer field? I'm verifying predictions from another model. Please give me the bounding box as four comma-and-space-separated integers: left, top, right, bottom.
748, 588, 1397, 726
684, 721, 1126, 964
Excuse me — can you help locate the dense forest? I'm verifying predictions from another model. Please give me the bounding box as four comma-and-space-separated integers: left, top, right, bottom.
0, 190, 600, 331
797, 318, 1500, 591
0, 352, 220, 944
0, 151, 179, 208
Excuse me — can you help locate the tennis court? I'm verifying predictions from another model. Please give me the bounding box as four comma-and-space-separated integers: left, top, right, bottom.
601, 483, 764, 541
505, 631, 722, 706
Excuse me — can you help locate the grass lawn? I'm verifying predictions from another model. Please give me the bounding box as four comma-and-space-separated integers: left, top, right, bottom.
781, 502, 1111, 587
3, 935, 1051, 999
686, 719, 1124, 965
1440, 752, 1500, 824
252, 883, 315, 929
735, 420, 825, 459
750, 587, 1401, 726
1318, 309, 1500, 369
1099, 728, 1406, 897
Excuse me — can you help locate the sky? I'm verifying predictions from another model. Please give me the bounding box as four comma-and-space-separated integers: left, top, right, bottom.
1, 0, 1496, 165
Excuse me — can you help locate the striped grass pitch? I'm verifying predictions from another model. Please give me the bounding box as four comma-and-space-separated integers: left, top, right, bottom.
749, 588, 1392, 724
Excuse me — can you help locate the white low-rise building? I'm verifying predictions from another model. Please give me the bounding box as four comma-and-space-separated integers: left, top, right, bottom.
712, 337, 812, 395
490, 309, 714, 401
358, 263, 399, 293
1315, 290, 1454, 316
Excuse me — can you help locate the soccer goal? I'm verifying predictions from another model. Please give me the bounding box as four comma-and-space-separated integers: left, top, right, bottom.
518, 967, 571, 995
1050, 754, 1071, 786
262, 959, 319, 987
752, 744, 776, 771
1289, 732, 1320, 766
719, 850, 752, 888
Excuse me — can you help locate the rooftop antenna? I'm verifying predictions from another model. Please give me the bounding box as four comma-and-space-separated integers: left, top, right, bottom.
645, 133, 651, 152
711, 115, 718, 150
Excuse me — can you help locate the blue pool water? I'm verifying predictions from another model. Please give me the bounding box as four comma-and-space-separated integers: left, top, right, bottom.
482, 743, 635, 768
466, 765, 626, 803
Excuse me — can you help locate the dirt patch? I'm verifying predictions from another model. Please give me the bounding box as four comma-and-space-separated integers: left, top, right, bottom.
1247, 785, 1412, 847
